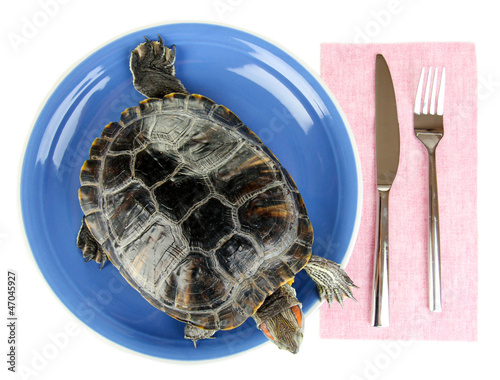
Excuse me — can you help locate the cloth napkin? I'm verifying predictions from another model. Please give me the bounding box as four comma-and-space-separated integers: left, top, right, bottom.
319, 43, 477, 340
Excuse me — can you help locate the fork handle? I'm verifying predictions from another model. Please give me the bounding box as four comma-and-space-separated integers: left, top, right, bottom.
371, 188, 390, 327
428, 150, 442, 312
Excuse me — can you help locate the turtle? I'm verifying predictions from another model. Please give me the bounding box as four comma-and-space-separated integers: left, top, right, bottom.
76, 36, 356, 354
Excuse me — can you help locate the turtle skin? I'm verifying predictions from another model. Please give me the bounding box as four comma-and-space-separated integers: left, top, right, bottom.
79, 93, 313, 331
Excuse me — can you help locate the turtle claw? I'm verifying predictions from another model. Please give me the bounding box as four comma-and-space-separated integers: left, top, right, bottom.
99, 258, 108, 270
318, 281, 358, 308
190, 336, 215, 349
187, 336, 217, 349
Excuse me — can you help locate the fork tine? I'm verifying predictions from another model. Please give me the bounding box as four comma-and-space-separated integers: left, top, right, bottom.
430, 67, 439, 114
437, 68, 446, 116
422, 67, 432, 114
414, 67, 426, 114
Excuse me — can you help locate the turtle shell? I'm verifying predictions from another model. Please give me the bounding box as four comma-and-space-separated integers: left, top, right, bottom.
79, 93, 313, 330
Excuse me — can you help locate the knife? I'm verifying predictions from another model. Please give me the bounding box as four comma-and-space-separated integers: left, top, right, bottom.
371, 54, 400, 327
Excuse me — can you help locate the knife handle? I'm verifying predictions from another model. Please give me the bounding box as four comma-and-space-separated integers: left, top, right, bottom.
371, 188, 391, 327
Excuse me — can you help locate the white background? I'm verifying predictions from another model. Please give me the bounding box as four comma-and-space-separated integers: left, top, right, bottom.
1, 1, 498, 379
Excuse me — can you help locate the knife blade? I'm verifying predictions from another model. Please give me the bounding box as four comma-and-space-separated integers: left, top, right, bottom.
371, 54, 400, 327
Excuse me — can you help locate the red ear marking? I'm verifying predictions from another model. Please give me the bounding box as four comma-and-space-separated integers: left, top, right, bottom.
291, 305, 303, 328
260, 323, 274, 341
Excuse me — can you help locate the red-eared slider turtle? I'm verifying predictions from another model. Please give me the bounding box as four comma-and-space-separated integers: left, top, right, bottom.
77, 37, 356, 353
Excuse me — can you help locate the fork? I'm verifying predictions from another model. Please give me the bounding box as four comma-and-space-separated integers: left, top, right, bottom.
414, 67, 446, 312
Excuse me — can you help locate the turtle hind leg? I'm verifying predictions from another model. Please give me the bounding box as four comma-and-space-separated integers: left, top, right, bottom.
304, 255, 357, 307
184, 323, 216, 348
76, 218, 109, 269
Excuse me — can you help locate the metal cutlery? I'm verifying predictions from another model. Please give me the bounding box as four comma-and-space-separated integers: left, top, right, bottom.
371, 54, 401, 327
414, 67, 446, 312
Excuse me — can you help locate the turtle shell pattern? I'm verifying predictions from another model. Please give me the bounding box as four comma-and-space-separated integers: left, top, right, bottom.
79, 93, 313, 330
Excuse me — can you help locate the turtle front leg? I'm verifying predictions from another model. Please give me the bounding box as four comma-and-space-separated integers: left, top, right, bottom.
304, 255, 357, 307
184, 323, 216, 348
76, 217, 109, 269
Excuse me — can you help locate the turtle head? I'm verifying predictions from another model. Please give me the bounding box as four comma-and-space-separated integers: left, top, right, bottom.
130, 36, 188, 98
258, 304, 304, 354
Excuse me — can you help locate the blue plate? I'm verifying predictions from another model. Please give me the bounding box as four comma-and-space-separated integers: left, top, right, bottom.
21, 23, 361, 361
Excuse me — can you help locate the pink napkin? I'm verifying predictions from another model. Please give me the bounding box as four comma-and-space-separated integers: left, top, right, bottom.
319, 43, 477, 340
